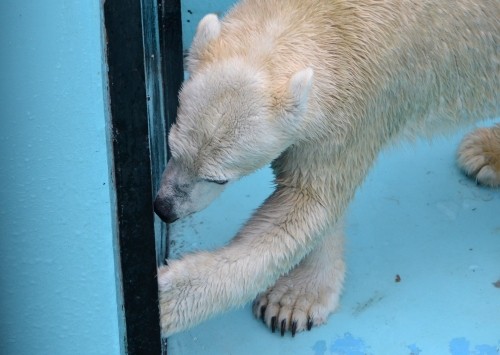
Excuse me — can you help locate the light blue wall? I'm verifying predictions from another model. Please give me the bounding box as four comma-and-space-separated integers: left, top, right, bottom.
0, 1, 121, 354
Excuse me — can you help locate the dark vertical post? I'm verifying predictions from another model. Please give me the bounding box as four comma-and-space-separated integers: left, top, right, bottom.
158, 0, 184, 161
103, 0, 162, 353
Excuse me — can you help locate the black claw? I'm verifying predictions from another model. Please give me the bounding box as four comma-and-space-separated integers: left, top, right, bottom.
280, 319, 286, 336
260, 305, 266, 321
307, 317, 313, 331
291, 320, 298, 337
271, 316, 277, 333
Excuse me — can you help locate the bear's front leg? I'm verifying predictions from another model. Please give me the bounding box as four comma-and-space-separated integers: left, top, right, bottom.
158, 187, 333, 337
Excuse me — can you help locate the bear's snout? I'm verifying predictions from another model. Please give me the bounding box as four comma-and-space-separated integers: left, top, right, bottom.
154, 197, 179, 224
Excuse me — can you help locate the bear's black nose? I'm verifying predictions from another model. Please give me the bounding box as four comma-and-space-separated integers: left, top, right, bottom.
153, 198, 179, 224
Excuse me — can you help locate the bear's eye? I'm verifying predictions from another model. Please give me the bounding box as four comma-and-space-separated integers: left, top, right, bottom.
205, 178, 229, 185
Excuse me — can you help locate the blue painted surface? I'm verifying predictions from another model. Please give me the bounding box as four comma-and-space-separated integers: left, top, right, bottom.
329, 333, 368, 355
0, 1, 120, 354
407, 343, 422, 355
449, 337, 498, 355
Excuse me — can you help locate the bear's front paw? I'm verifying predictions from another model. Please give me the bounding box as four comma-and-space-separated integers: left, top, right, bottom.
157, 264, 185, 337
252, 274, 342, 337
458, 125, 500, 187
158, 256, 217, 337
157, 261, 201, 337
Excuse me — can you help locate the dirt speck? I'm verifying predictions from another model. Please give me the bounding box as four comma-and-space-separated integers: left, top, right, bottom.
492, 280, 500, 288
353, 293, 384, 315
395, 274, 401, 282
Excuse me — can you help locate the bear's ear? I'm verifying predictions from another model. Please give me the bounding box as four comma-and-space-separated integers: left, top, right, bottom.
168, 123, 179, 141
287, 67, 314, 114
277, 68, 314, 140
187, 14, 221, 73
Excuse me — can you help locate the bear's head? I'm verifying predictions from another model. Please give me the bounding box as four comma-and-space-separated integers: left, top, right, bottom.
154, 14, 313, 223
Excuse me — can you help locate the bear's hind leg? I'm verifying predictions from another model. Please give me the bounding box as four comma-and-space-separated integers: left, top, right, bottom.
457, 124, 500, 187
252, 222, 345, 336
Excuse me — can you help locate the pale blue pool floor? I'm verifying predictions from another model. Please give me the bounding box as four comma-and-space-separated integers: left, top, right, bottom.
168, 125, 500, 355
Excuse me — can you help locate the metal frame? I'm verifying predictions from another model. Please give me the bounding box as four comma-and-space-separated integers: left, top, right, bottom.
102, 0, 183, 353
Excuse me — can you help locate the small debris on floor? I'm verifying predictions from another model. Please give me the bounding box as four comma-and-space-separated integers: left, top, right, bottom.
492, 280, 500, 288
395, 274, 401, 283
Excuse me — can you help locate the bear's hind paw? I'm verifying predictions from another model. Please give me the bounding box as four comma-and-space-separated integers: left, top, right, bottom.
458, 124, 500, 187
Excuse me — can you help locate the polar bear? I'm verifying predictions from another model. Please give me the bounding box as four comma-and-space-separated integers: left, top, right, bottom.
154, 0, 499, 337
